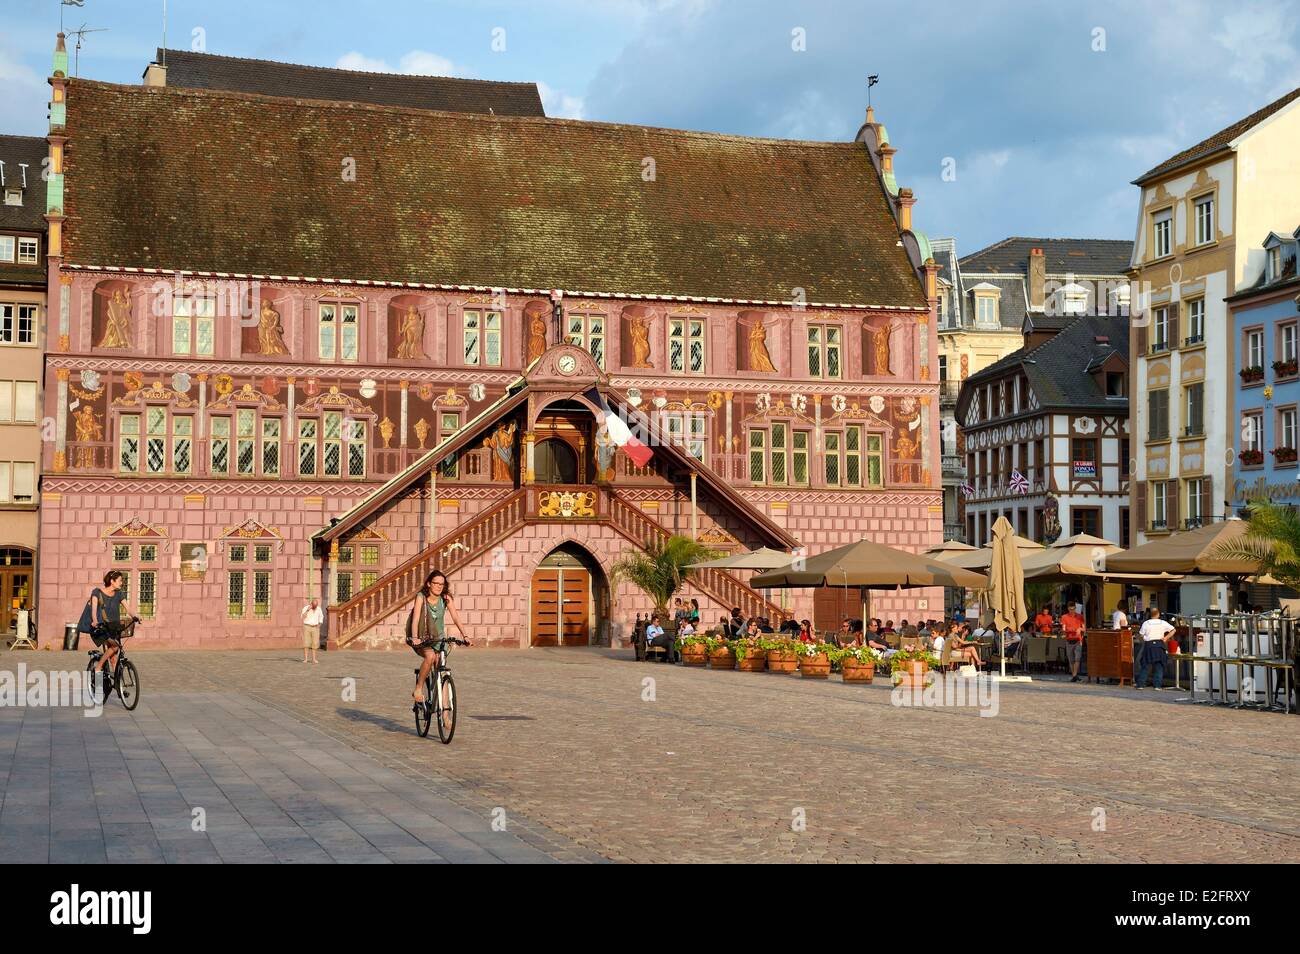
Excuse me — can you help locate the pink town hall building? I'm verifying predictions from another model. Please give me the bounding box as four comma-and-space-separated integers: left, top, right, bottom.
36, 42, 944, 649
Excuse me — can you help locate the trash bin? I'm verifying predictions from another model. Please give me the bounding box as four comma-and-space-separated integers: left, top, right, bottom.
63, 624, 80, 651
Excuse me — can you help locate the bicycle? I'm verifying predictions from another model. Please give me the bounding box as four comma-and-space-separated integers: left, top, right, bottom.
412, 637, 468, 742
86, 617, 141, 711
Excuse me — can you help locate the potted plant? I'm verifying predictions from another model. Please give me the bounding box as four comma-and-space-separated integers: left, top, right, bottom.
1239, 448, 1265, 466
677, 633, 709, 666
730, 637, 767, 672
611, 534, 719, 655
1272, 446, 1298, 464
795, 641, 833, 678
706, 634, 735, 670
1273, 358, 1299, 378
888, 646, 939, 689
834, 645, 882, 683
764, 636, 800, 673
1241, 365, 1265, 384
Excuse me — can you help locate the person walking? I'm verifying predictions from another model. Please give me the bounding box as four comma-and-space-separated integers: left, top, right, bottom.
1061, 604, 1086, 682
300, 597, 323, 663
1135, 608, 1176, 690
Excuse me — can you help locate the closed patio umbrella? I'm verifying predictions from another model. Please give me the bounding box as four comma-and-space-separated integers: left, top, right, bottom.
988, 516, 1029, 680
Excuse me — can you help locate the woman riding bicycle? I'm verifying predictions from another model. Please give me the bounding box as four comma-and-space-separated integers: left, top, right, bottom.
407, 569, 469, 706
77, 570, 138, 679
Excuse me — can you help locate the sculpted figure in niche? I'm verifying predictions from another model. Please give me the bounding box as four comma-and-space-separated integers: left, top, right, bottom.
749, 317, 777, 372
524, 301, 549, 365
869, 320, 903, 376
73, 405, 102, 468
97, 289, 133, 349
483, 420, 518, 481
396, 305, 426, 360
624, 305, 653, 369
257, 299, 290, 356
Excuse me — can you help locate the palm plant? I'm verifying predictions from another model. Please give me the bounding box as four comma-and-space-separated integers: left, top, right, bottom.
611, 534, 719, 617
1213, 503, 1296, 588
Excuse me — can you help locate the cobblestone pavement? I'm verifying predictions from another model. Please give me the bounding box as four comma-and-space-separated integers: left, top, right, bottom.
2, 647, 1298, 863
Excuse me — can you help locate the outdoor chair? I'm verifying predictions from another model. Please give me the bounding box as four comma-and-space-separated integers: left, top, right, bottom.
1024, 637, 1050, 673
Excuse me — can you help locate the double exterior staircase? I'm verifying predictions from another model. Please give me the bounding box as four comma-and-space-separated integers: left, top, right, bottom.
328, 484, 790, 647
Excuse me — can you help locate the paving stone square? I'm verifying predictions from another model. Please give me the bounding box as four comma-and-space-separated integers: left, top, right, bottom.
1, 648, 1297, 863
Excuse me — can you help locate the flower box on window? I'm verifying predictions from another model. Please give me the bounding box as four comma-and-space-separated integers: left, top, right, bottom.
1271, 446, 1298, 464
1272, 358, 1298, 378
1239, 449, 1264, 466
1241, 366, 1265, 384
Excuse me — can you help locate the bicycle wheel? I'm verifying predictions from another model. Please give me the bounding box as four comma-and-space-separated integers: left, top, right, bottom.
414, 677, 432, 737
85, 658, 106, 703
117, 660, 140, 711
436, 671, 457, 744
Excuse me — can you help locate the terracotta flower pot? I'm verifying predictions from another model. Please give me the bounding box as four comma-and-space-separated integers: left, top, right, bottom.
736, 652, 768, 672
841, 658, 875, 683
766, 649, 799, 673
708, 649, 735, 670
798, 653, 831, 679
893, 659, 931, 689
681, 644, 708, 666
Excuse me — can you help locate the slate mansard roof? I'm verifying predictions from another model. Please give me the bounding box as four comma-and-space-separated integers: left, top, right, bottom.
958, 314, 1130, 418
0, 134, 49, 288
959, 237, 1133, 277
60, 80, 928, 308
154, 48, 546, 117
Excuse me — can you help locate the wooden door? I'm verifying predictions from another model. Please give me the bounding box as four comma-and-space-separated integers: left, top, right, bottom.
560, 569, 590, 646
530, 570, 561, 646
0, 570, 32, 634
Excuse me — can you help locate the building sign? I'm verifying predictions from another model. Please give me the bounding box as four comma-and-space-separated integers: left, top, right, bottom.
180, 542, 208, 582
1072, 460, 1096, 478
1234, 476, 1300, 506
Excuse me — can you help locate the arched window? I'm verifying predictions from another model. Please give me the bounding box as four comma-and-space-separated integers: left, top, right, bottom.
535, 438, 578, 484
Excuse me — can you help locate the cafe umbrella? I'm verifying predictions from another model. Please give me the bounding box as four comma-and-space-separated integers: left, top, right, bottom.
749, 538, 988, 633
988, 516, 1029, 681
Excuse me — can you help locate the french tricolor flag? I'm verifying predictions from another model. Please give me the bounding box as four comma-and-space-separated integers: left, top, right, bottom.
586, 388, 654, 468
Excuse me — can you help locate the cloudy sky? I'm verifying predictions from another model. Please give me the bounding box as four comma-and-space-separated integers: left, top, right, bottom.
5, 0, 1299, 255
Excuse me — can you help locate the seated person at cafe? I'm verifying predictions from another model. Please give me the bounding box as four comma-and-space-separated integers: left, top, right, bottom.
930, 627, 945, 655
949, 623, 984, 670
1035, 605, 1056, 634
881, 620, 896, 635
901, 619, 919, 638
727, 606, 745, 638
1061, 605, 1086, 683
645, 614, 672, 661
797, 619, 813, 642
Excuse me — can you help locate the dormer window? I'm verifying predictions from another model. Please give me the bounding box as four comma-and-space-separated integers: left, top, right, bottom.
1268, 242, 1297, 283
3, 189, 19, 207
1059, 283, 1088, 316
16, 238, 37, 264
971, 283, 1001, 327
1106, 372, 1126, 398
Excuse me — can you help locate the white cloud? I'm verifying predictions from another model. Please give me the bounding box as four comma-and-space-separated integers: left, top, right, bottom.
537, 81, 586, 119
0, 45, 48, 136
335, 49, 462, 77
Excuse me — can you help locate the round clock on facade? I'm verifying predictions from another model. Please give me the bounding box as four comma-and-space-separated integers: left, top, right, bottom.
557, 354, 578, 375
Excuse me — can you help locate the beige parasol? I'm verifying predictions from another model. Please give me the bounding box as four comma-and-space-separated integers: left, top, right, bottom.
1103, 519, 1257, 575
988, 516, 1028, 679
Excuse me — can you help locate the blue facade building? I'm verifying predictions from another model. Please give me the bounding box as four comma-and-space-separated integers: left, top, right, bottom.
1230, 228, 1300, 511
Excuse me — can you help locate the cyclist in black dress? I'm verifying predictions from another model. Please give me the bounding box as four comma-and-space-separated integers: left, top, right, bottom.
77, 570, 137, 678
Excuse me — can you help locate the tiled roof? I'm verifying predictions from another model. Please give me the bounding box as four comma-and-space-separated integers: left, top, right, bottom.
0, 134, 48, 288
959, 237, 1133, 276
1134, 87, 1300, 185
62, 80, 927, 307
959, 315, 1130, 414
154, 48, 545, 116
964, 274, 1027, 331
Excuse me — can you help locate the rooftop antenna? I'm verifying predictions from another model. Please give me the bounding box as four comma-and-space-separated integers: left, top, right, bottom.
68, 22, 107, 77
59, 0, 85, 33
867, 74, 879, 110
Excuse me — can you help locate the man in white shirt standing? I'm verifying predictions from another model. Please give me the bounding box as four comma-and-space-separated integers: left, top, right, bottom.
1135, 608, 1175, 690
301, 597, 324, 664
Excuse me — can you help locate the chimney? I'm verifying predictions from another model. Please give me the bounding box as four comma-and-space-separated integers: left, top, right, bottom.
1027, 247, 1046, 310
897, 187, 915, 232
143, 62, 167, 87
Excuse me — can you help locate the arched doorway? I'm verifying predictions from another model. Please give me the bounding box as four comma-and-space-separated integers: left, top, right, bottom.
530, 543, 607, 647
534, 438, 578, 484
0, 547, 34, 635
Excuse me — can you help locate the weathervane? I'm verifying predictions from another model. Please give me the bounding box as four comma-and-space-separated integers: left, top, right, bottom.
59, 0, 85, 33
867, 74, 879, 109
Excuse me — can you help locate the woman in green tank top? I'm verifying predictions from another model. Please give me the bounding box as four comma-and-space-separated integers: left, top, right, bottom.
409, 569, 469, 705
